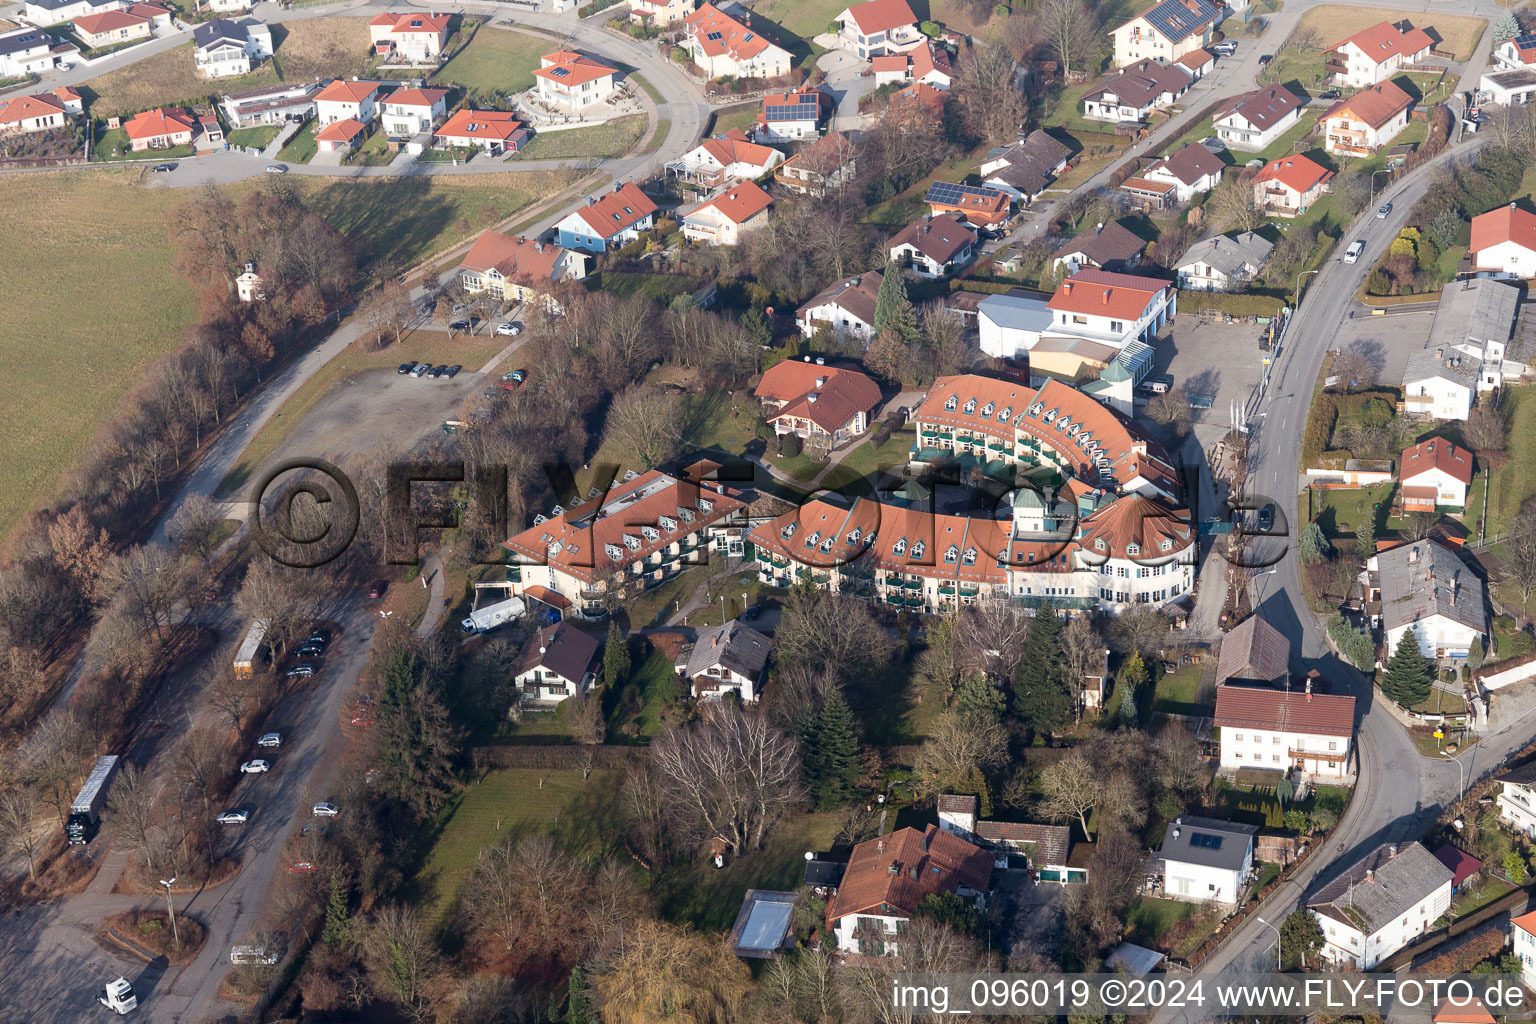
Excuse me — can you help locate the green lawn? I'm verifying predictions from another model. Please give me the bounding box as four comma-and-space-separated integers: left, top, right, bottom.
681, 570, 785, 627
585, 269, 700, 301
1151, 664, 1207, 716
611, 647, 684, 740
620, 563, 707, 630
350, 126, 396, 166
824, 428, 916, 484
431, 25, 549, 94
92, 127, 192, 162
706, 103, 759, 137
1250, 110, 1323, 163
409, 767, 621, 923
510, 115, 647, 161
1480, 386, 1536, 537
629, 72, 663, 104
742, 0, 841, 39
1125, 897, 1221, 959
1259, 46, 1327, 91
640, 118, 671, 155
1451, 876, 1515, 917
276, 122, 317, 163
225, 124, 281, 149
1309, 482, 1394, 547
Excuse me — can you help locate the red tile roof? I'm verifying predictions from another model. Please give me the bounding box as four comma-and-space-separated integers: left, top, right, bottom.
1471, 204, 1536, 256
533, 49, 617, 87
1077, 493, 1194, 561
314, 117, 366, 143
385, 86, 449, 108
756, 360, 881, 435
1513, 907, 1536, 937
842, 0, 918, 35
889, 81, 946, 116
74, 9, 148, 34
370, 11, 451, 34
1328, 20, 1433, 64
685, 3, 778, 59
459, 230, 573, 286
1322, 79, 1413, 130
1174, 47, 1213, 69
123, 106, 195, 141
570, 181, 659, 239
826, 825, 992, 923
315, 79, 383, 105
0, 91, 65, 126
435, 108, 525, 143
1253, 153, 1333, 194
1048, 267, 1173, 320
1401, 437, 1473, 486
1433, 998, 1496, 1024
1213, 686, 1355, 738
696, 128, 780, 170
690, 179, 773, 226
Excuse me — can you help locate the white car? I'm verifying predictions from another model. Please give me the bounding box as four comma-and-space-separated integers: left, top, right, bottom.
217, 809, 250, 824
496, 322, 522, 336
257, 733, 282, 748
312, 801, 339, 817
265, 164, 287, 175
1344, 240, 1366, 264
239, 759, 270, 774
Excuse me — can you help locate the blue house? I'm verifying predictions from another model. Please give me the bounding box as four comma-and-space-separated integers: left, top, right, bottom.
554, 181, 658, 253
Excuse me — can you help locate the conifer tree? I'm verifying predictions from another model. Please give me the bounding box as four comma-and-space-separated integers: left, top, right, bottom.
1382, 631, 1433, 708
872, 260, 919, 344
603, 620, 630, 688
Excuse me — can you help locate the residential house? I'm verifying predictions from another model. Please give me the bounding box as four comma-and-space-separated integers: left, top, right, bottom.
682, 180, 772, 246
1252, 154, 1333, 217
1496, 762, 1536, 837
1081, 59, 1193, 122
502, 470, 751, 618
678, 619, 770, 701
512, 622, 599, 705
1046, 267, 1177, 350
754, 359, 882, 447
1051, 221, 1147, 276
123, 106, 197, 150
314, 79, 384, 125
1513, 907, 1536, 992
978, 129, 1073, 204
1110, 0, 1222, 68
977, 293, 1053, 361
1215, 682, 1355, 780
887, 213, 978, 277
1176, 231, 1274, 292
458, 229, 586, 305
825, 825, 992, 954
1321, 80, 1413, 156
1470, 203, 1536, 277
1402, 278, 1526, 419
0, 28, 59, 77
1174, 46, 1214, 79
682, 4, 791, 79
554, 181, 658, 253
667, 128, 783, 189
24, 0, 118, 25
834, 0, 922, 58
936, 795, 1084, 879
1494, 34, 1536, 71
1309, 842, 1453, 968
1325, 21, 1432, 88
1480, 67, 1536, 107
796, 271, 881, 340
533, 50, 619, 111
924, 180, 1011, 231
1400, 438, 1474, 511
380, 86, 448, 136
1150, 815, 1257, 905
871, 41, 952, 90
628, 0, 692, 27
754, 85, 828, 143
0, 89, 77, 135
433, 109, 528, 154
887, 81, 946, 121
1211, 85, 1303, 152
72, 8, 154, 48
367, 11, 451, 64
220, 82, 319, 128
203, 0, 252, 12
314, 117, 365, 154
193, 18, 270, 79
1142, 142, 1224, 202
1214, 613, 1290, 688
1363, 540, 1488, 659
775, 129, 856, 197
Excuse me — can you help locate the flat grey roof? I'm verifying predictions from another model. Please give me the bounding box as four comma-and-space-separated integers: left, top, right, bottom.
729, 889, 799, 958
978, 293, 1052, 333
1428, 277, 1519, 352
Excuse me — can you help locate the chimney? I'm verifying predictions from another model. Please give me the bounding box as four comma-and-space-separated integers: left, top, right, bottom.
1389, 844, 1398, 858
815, 376, 827, 387
1365, 868, 1375, 883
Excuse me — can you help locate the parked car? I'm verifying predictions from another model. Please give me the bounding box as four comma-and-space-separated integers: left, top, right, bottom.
301, 823, 329, 838
409, 362, 431, 377
368, 580, 388, 600
217, 809, 250, 824
296, 646, 325, 660
397, 362, 414, 374
442, 364, 462, 379
449, 319, 471, 332
312, 801, 339, 818
239, 759, 270, 774
496, 322, 522, 336
286, 664, 315, 679
1256, 505, 1275, 532
1258, 53, 1273, 66
287, 861, 316, 873
1319, 89, 1341, 100
1376, 202, 1393, 219
742, 604, 762, 621
1344, 239, 1366, 264
509, 369, 527, 384
257, 733, 282, 748
152, 163, 175, 173
265, 164, 287, 175
303, 631, 329, 646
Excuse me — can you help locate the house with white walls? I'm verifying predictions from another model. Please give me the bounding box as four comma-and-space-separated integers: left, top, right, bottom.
1363, 541, 1488, 660
1082, 59, 1192, 122
833, 0, 922, 58
1211, 86, 1303, 152
1400, 438, 1474, 511
1470, 203, 1536, 278
796, 272, 881, 340
1496, 762, 1536, 838
1150, 816, 1257, 905
1214, 683, 1355, 780
1402, 278, 1526, 420
1309, 842, 1452, 968
1110, 0, 1221, 68
1324, 21, 1432, 88
511, 622, 599, 706
1320, 80, 1413, 156
825, 825, 992, 954
676, 619, 770, 702
1141, 142, 1224, 203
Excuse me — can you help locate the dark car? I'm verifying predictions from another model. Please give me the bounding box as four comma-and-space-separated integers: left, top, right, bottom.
397, 362, 414, 374
742, 604, 762, 621
442, 364, 462, 379
1258, 54, 1273, 66
425, 364, 445, 378
152, 163, 176, 173
1318, 89, 1340, 100
1256, 505, 1275, 532
368, 580, 387, 600
449, 319, 471, 332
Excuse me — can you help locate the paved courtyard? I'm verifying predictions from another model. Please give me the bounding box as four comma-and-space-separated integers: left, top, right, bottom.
1328, 308, 1436, 392
1150, 318, 1269, 449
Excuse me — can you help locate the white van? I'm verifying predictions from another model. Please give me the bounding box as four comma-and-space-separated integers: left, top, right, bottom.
230, 945, 279, 965
1344, 240, 1365, 264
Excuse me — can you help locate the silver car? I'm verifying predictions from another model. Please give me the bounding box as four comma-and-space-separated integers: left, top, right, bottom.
312, 801, 339, 817
217, 809, 250, 824
239, 759, 270, 774
257, 733, 282, 748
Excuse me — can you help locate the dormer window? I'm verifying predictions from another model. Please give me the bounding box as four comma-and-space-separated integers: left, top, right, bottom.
944, 395, 958, 410
999, 406, 1012, 421
1029, 402, 1044, 416
910, 540, 925, 559
963, 399, 977, 414
820, 537, 835, 553
894, 538, 908, 555
623, 534, 641, 551
981, 401, 995, 416
547, 541, 563, 557
805, 530, 822, 549
847, 527, 862, 544
1126, 543, 1139, 556
697, 498, 714, 513
679, 506, 696, 523
1095, 538, 1106, 551
944, 545, 959, 563
963, 547, 977, 565
605, 543, 623, 560
659, 515, 678, 531
641, 526, 659, 542
1161, 538, 1173, 551
1043, 409, 1057, 423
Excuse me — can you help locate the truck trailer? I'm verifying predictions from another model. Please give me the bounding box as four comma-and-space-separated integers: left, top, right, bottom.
67, 754, 120, 846
233, 620, 269, 679
460, 597, 525, 635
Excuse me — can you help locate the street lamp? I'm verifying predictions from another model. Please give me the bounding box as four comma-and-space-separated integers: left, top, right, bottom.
1253, 567, 1280, 607
1292, 268, 1320, 309
1370, 168, 1393, 202
1256, 915, 1282, 971
159, 877, 180, 948
1442, 749, 1467, 797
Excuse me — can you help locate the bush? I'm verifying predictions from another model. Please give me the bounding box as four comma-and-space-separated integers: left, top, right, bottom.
1175, 290, 1285, 316
1328, 615, 1376, 672
779, 433, 802, 457
920, 20, 941, 36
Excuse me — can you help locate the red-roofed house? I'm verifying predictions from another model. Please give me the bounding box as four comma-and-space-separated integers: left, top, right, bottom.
314, 79, 384, 124
1400, 438, 1474, 510
1434, 997, 1497, 1024
826, 826, 992, 953
755, 85, 828, 143
1215, 683, 1355, 779
1252, 154, 1332, 217
368, 12, 451, 63
1514, 908, 1536, 990
1495, 34, 1536, 71
667, 127, 784, 189
1046, 267, 1177, 348
870, 41, 953, 90
0, 90, 72, 135
682, 4, 791, 79
123, 106, 196, 150
887, 213, 977, 277
925, 181, 1011, 228
554, 181, 659, 252
73, 7, 152, 46
834, 0, 922, 57
1470, 204, 1536, 277
433, 109, 529, 153
1325, 21, 1432, 88
314, 116, 365, 153
533, 50, 619, 111
755, 360, 882, 447
1320, 79, 1412, 156
681, 180, 773, 246
775, 129, 857, 198
459, 229, 586, 305
380, 86, 449, 136
628, 0, 690, 27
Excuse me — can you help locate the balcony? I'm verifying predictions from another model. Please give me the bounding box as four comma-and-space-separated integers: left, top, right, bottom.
938, 584, 956, 595
903, 578, 924, 590
1323, 58, 1347, 77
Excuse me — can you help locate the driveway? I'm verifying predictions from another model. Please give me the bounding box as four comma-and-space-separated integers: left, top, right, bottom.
817, 49, 873, 134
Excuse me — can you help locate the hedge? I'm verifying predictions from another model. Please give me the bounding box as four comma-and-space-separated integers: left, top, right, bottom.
476, 745, 648, 769
951, 279, 1016, 294
1177, 290, 1286, 316
1301, 388, 1400, 468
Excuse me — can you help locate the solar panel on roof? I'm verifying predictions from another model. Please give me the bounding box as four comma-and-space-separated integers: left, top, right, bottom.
1515, 33, 1536, 49
551, 66, 569, 76
1188, 832, 1223, 850
925, 181, 1003, 205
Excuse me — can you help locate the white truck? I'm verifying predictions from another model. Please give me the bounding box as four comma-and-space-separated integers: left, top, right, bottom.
98, 977, 137, 1014
67, 755, 120, 846
460, 596, 525, 635
233, 620, 268, 679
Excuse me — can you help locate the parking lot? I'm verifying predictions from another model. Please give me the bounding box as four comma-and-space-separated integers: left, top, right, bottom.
1149, 317, 1270, 450
1328, 308, 1435, 392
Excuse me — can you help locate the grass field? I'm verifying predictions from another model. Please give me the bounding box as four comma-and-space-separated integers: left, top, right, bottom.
431, 26, 548, 94
1152, 663, 1207, 716
745, 0, 843, 39
225, 124, 281, 149
705, 103, 759, 137
1125, 896, 1221, 958
410, 767, 621, 923
92, 126, 192, 161
585, 269, 700, 301
1289, 5, 1486, 62
510, 114, 647, 161
82, 19, 372, 117
276, 122, 318, 163
1480, 386, 1536, 538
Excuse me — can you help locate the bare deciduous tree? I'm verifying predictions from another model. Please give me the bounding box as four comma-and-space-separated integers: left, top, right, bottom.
1037, 746, 1097, 836
912, 712, 1007, 797
958, 599, 1032, 682
1154, 721, 1204, 796
1039, 0, 1097, 75
106, 763, 163, 871
167, 493, 225, 567
774, 588, 894, 682
0, 785, 45, 881
596, 918, 754, 1023
362, 904, 439, 1020
956, 46, 1026, 144
464, 832, 585, 953
602, 384, 680, 472
1466, 402, 1507, 454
